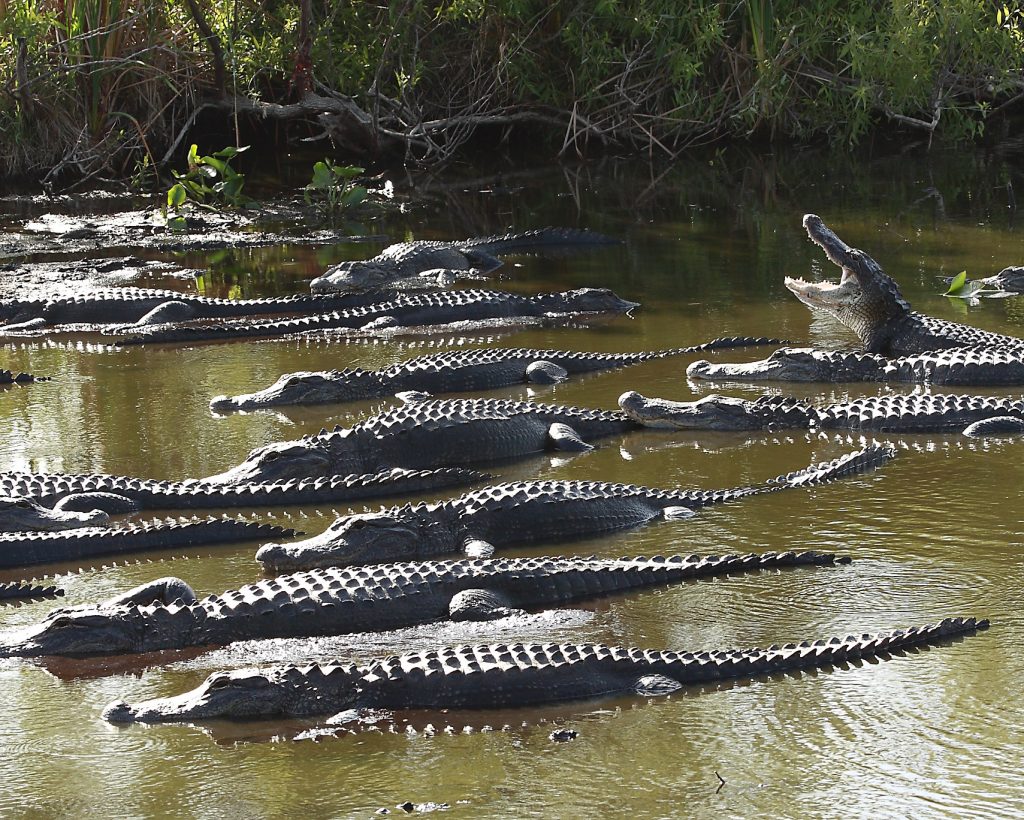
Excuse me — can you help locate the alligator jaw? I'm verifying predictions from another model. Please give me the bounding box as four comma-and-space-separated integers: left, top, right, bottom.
618, 391, 759, 430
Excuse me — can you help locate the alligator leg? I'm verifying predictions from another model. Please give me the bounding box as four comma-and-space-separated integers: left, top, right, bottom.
962, 416, 1024, 437
662, 507, 697, 521
463, 538, 496, 558
525, 360, 569, 384
104, 577, 198, 607
133, 301, 200, 326
547, 422, 594, 451
633, 675, 685, 696
448, 588, 526, 621
53, 492, 141, 515
462, 250, 505, 273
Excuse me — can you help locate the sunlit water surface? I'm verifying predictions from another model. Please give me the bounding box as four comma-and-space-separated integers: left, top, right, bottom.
1, 148, 1023, 818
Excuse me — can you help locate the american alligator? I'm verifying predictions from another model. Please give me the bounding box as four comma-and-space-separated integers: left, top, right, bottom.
308, 228, 618, 294
0, 519, 294, 569
0, 369, 47, 384
0, 550, 845, 658
967, 267, 1024, 293
0, 287, 381, 330
112, 288, 638, 346
209, 337, 785, 412
686, 346, 1024, 386
204, 397, 638, 485
786, 214, 1024, 355
0, 581, 63, 601
619, 391, 1024, 436
101, 616, 989, 723
0, 495, 108, 532
0, 468, 486, 514
254, 444, 891, 572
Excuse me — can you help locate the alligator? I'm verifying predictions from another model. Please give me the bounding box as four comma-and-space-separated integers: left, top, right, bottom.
0, 550, 845, 658
254, 444, 892, 572
101, 616, 989, 724
0, 369, 47, 384
0, 581, 63, 601
962, 266, 1024, 293
619, 391, 1024, 437
209, 337, 785, 412
0, 468, 486, 515
685, 346, 1024, 386
203, 397, 639, 485
786, 214, 1024, 355
111, 288, 639, 346
308, 228, 618, 294
0, 495, 109, 532
0, 519, 294, 569
0, 287, 381, 331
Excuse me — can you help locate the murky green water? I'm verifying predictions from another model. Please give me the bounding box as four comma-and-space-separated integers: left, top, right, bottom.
2, 147, 1024, 818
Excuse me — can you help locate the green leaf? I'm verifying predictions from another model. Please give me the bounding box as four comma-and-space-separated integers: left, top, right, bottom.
167, 183, 187, 209
167, 215, 188, 232
311, 162, 333, 188
200, 155, 227, 175
945, 271, 968, 294
342, 187, 368, 208
187, 143, 199, 167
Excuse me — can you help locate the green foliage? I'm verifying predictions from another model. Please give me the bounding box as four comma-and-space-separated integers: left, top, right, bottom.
303, 160, 367, 218
164, 144, 255, 230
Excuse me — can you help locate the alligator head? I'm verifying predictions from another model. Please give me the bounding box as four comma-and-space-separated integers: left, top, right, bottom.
310, 261, 397, 294
103, 664, 365, 723
203, 439, 343, 484
0, 495, 108, 532
618, 391, 762, 430
210, 369, 383, 412
0, 606, 145, 657
785, 214, 912, 351
552, 288, 639, 314
687, 348, 851, 382
256, 509, 430, 572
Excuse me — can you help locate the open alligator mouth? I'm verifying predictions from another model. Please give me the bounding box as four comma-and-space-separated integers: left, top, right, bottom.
784, 214, 859, 308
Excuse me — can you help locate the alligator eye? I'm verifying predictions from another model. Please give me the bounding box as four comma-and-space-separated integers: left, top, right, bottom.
15, 500, 33, 509
207, 675, 233, 690
350, 520, 368, 529
263, 452, 280, 461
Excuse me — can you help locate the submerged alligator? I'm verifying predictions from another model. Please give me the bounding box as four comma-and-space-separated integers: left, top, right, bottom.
204, 397, 639, 485
787, 215, 1024, 355
112, 287, 638, 346
0, 369, 47, 384
254, 444, 891, 572
0, 287, 379, 331
102, 617, 989, 723
0, 581, 63, 601
619, 391, 1024, 437
686, 346, 1024, 386
209, 337, 785, 412
308, 228, 618, 294
0, 468, 486, 515
0, 551, 844, 658
0, 519, 294, 569
0, 495, 108, 532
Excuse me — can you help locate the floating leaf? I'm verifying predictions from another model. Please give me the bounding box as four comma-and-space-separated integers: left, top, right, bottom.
945, 271, 968, 294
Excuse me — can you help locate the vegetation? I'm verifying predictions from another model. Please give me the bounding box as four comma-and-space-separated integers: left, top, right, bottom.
3, 1, 1024, 182
303, 159, 367, 218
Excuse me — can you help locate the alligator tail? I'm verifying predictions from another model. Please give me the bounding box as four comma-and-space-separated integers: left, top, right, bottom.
0, 581, 64, 601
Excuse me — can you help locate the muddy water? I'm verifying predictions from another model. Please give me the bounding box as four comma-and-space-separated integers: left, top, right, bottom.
1, 148, 1023, 818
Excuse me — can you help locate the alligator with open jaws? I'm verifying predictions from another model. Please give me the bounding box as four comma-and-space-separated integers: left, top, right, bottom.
0, 287, 379, 331
101, 617, 988, 724
0, 550, 845, 658
209, 337, 785, 412
619, 391, 1024, 437
255, 444, 891, 573
204, 397, 639, 485
0, 519, 294, 569
308, 228, 618, 294
0, 581, 63, 601
112, 287, 638, 346
786, 215, 1024, 355
0, 468, 485, 515
686, 346, 1024, 386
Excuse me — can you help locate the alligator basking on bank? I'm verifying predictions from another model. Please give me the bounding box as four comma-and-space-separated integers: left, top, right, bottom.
0, 519, 294, 569
204, 397, 639, 485
112, 287, 638, 346
0, 468, 486, 515
308, 228, 618, 294
102, 617, 988, 724
255, 444, 891, 572
0, 581, 63, 601
686, 346, 1024, 386
619, 391, 1024, 437
0, 287, 380, 331
786, 215, 1024, 355
0, 551, 844, 658
210, 337, 785, 412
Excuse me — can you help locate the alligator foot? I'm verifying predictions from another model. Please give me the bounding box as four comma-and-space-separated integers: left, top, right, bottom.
547, 422, 594, 451
448, 588, 525, 621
